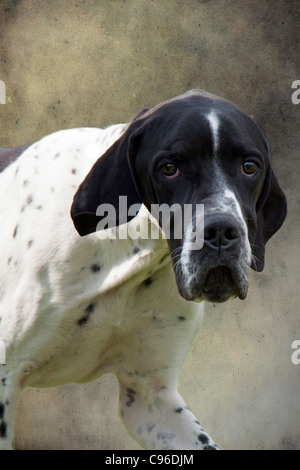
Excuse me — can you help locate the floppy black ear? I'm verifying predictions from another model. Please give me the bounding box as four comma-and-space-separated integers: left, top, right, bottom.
71, 121, 144, 236
251, 161, 287, 272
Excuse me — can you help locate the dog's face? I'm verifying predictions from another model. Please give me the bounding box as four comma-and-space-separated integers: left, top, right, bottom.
71, 90, 287, 304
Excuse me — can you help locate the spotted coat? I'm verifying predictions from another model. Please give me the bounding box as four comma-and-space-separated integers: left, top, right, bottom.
0, 90, 287, 450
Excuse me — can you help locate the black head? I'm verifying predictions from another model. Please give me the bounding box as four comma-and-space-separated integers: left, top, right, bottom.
71, 90, 287, 303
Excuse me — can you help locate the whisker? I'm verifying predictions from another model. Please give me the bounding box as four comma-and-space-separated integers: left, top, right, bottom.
250, 253, 259, 270
170, 246, 183, 258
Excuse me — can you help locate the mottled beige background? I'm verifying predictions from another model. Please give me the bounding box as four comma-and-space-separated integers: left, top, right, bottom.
0, 0, 299, 450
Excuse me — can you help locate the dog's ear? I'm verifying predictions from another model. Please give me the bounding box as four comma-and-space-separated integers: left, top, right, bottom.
131, 107, 151, 121
71, 118, 146, 237
251, 143, 287, 272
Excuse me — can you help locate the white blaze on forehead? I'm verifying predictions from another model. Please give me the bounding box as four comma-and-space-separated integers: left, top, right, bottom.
206, 110, 220, 155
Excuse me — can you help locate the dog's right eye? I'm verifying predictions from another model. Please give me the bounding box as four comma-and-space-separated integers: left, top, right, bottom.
160, 163, 180, 179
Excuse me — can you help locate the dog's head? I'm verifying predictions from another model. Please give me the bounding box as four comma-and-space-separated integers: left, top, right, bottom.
71, 90, 287, 303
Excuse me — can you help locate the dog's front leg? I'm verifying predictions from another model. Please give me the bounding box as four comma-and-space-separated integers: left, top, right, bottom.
0, 372, 22, 450
117, 375, 218, 451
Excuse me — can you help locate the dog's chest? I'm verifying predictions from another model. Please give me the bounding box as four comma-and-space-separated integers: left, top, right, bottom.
24, 247, 181, 388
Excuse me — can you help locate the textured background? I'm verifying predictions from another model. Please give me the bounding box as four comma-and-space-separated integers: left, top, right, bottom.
0, 0, 299, 450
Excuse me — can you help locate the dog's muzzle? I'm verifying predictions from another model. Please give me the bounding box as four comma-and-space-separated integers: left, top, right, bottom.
177, 214, 250, 303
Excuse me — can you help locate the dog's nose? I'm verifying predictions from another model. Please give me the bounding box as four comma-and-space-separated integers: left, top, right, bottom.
204, 214, 240, 251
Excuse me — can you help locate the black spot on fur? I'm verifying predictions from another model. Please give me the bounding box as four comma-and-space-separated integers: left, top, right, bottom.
133, 247, 141, 254
175, 407, 183, 413
0, 403, 4, 419
28, 240, 33, 249
71, 168, 77, 175
77, 316, 88, 327
144, 277, 152, 287
203, 444, 218, 450
0, 402, 6, 439
27, 195, 33, 205
198, 433, 209, 445
178, 316, 186, 321
85, 303, 96, 315
13, 226, 18, 238
147, 423, 156, 433
77, 302, 96, 326
126, 388, 136, 407
157, 432, 175, 441
0, 420, 7, 438
91, 264, 101, 273
1, 378, 6, 386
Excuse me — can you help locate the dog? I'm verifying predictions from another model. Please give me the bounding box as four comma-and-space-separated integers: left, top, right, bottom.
0, 90, 287, 450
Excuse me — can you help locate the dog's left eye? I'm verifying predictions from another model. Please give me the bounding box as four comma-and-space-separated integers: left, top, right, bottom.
241, 161, 259, 177
160, 164, 180, 178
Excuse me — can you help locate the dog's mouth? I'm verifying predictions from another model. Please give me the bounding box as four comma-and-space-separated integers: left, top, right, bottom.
178, 264, 249, 304
202, 266, 239, 303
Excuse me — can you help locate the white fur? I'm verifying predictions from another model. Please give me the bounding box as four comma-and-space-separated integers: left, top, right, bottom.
206, 110, 220, 155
